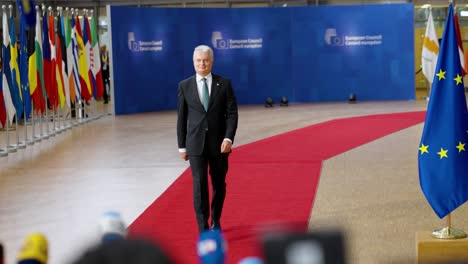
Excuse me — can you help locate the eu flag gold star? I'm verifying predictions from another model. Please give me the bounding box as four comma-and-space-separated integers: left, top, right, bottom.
437, 148, 448, 159
436, 69, 446, 80
456, 142, 465, 153
454, 74, 463, 85
419, 144, 429, 154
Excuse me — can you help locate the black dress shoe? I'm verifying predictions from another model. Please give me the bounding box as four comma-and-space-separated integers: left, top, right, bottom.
198, 222, 210, 233
210, 221, 222, 230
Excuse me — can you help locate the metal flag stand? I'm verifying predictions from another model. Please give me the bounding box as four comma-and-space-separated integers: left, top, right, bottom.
1, 115, 15, 155
16, 115, 26, 149
41, 105, 50, 139
25, 110, 34, 145
432, 213, 467, 239
32, 107, 41, 143
0, 122, 8, 157
7, 114, 18, 153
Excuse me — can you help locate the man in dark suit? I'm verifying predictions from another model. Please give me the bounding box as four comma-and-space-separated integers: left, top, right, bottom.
177, 45, 238, 233
101, 45, 110, 104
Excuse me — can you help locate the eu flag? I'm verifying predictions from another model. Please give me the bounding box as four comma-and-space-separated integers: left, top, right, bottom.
418, 4, 468, 219
18, 2, 31, 120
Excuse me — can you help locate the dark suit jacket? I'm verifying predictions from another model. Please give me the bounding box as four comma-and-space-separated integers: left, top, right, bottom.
177, 74, 238, 156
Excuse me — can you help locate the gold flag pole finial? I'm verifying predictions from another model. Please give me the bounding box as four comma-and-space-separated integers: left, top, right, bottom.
432, 213, 467, 239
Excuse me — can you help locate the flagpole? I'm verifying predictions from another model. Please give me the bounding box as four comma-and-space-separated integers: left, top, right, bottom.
42, 105, 49, 139
40, 5, 49, 140
57, 6, 66, 133
0, 117, 7, 156
64, 6, 72, 131
19, 2, 33, 146
70, 7, 78, 128
0, 135, 7, 156
1, 5, 11, 155
90, 9, 101, 121
6, 115, 16, 153
23, 96, 32, 146
9, 4, 26, 150
31, 103, 35, 142
56, 6, 62, 134
0, 124, 7, 156
52, 106, 57, 135
426, 6, 432, 102
63, 6, 71, 131
48, 6, 58, 137
427, 0, 467, 239
84, 8, 91, 123
32, 103, 41, 143
25, 109, 33, 145
60, 107, 64, 133
4, 118, 14, 153
4, 5, 16, 153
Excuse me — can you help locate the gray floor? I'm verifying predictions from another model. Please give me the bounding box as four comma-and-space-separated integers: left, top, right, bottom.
1, 99, 465, 264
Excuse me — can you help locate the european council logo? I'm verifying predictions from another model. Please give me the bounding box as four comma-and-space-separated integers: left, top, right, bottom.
128, 32, 139, 51
324, 28, 344, 46
212, 31, 228, 49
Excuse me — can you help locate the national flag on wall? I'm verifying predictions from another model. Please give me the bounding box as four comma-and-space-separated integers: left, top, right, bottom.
2, 7, 15, 124
418, 4, 468, 219
76, 15, 92, 101
68, 14, 81, 104
10, 14, 23, 120
28, 5, 46, 114
19, 3, 32, 120
422, 9, 439, 84
453, 12, 466, 75
89, 15, 104, 99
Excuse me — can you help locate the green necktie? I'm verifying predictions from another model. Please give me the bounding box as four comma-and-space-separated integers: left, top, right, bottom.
201, 78, 209, 111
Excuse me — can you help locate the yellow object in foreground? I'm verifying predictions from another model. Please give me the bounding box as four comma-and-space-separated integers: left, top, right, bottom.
17, 233, 48, 264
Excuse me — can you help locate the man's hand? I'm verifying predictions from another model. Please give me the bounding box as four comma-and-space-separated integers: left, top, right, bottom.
220, 140, 232, 153
180, 152, 189, 161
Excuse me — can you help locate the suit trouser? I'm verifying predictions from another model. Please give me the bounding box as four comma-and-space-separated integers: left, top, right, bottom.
189, 137, 228, 232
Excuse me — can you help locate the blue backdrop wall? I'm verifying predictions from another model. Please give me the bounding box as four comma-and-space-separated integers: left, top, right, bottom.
110, 4, 414, 115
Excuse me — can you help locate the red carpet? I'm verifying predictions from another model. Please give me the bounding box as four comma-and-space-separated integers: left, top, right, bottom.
129, 111, 426, 263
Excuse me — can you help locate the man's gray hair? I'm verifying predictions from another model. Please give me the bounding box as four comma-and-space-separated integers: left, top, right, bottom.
193, 45, 214, 61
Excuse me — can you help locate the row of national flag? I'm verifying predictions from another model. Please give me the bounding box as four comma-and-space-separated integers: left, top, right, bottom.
0, 2, 104, 129
422, 7, 467, 84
